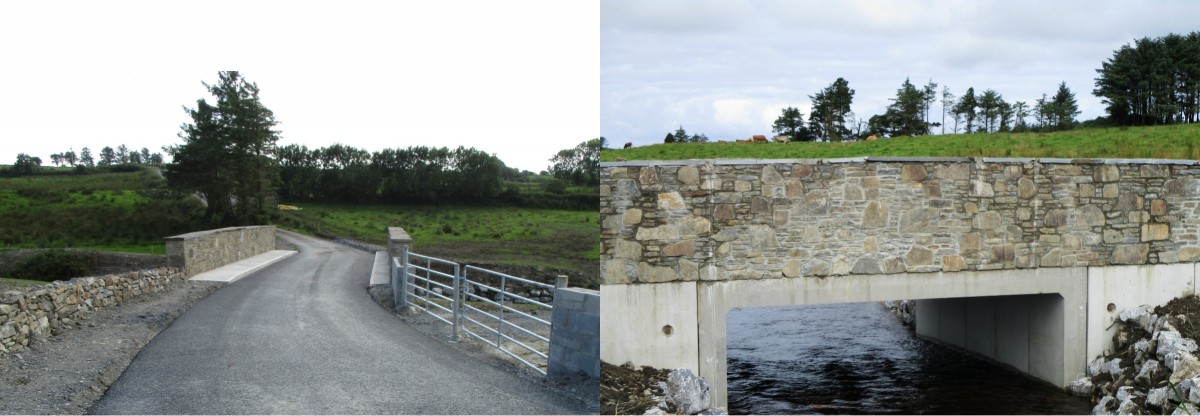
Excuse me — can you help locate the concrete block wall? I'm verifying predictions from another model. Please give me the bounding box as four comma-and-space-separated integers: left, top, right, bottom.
166, 226, 276, 277
0, 267, 185, 353
548, 287, 600, 379
600, 158, 1200, 284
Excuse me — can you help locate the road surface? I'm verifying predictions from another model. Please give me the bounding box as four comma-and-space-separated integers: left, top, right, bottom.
92, 230, 590, 414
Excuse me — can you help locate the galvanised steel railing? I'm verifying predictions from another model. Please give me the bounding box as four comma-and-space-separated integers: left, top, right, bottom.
459, 265, 554, 375
390, 247, 555, 375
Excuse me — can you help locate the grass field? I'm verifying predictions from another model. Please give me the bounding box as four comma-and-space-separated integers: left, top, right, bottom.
602, 124, 1200, 162
276, 203, 600, 277
0, 168, 193, 253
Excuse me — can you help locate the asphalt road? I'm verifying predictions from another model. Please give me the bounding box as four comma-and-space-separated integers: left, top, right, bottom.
91, 231, 590, 414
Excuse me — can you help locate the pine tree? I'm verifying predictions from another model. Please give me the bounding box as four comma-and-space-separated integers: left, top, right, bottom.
773, 106, 808, 141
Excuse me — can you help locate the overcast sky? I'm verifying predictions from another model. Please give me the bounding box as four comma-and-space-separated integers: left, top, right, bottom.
602, 0, 1200, 146
0, 0, 598, 172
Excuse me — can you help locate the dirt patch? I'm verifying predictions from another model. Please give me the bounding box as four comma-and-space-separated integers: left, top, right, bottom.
0, 281, 221, 414
601, 361, 671, 415
1158, 295, 1200, 340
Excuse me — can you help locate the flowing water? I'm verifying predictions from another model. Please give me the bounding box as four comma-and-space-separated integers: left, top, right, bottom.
726, 302, 1092, 414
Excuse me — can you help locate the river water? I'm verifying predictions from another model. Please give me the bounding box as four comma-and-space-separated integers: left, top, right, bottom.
726, 302, 1093, 414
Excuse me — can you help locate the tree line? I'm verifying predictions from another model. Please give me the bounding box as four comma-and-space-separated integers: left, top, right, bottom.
1094, 31, 1200, 126
4, 144, 165, 177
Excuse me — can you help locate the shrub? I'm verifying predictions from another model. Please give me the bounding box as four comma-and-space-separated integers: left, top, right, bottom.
9, 249, 96, 282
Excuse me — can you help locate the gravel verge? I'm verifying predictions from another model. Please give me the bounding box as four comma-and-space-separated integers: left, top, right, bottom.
0, 280, 222, 415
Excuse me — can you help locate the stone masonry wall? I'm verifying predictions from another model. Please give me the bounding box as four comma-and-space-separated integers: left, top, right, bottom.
548, 287, 600, 379
0, 267, 186, 353
600, 158, 1200, 284
166, 226, 276, 277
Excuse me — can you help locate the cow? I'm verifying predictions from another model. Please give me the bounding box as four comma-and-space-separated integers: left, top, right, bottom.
736, 139, 753, 143
752, 135, 768, 143
623, 142, 632, 149
773, 135, 791, 144
867, 135, 879, 141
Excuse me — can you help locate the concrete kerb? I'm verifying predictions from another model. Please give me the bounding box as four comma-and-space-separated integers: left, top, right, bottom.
601, 156, 1200, 168
189, 250, 297, 283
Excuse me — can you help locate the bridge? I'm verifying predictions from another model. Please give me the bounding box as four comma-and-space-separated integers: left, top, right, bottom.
600, 156, 1200, 408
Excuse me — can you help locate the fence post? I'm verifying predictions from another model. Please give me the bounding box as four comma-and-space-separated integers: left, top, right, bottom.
400, 245, 410, 309
555, 274, 569, 289
452, 264, 461, 340
390, 256, 399, 309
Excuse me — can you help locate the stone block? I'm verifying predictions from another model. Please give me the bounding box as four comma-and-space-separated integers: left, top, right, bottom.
714, 204, 734, 221
902, 208, 940, 232
623, 208, 643, 226
844, 185, 864, 200
1094, 165, 1120, 182
906, 247, 933, 266
862, 201, 888, 228
662, 241, 696, 257
785, 181, 805, 198
678, 166, 700, 185
971, 180, 995, 197
1018, 178, 1037, 199
960, 233, 982, 251
974, 211, 1004, 230
883, 257, 907, 274
851, 258, 882, 274
639, 167, 659, 184
1152, 199, 1168, 216
937, 163, 970, 180
773, 210, 789, 226
1142, 223, 1170, 242
831, 257, 851, 276
902, 164, 927, 181
991, 244, 1015, 262
734, 180, 752, 192
1103, 184, 1119, 198
658, 192, 687, 210
1043, 209, 1075, 228
1077, 205, 1106, 227
782, 260, 802, 278
1180, 247, 1200, 262
942, 255, 966, 272
1112, 244, 1150, 265
761, 166, 784, 184
638, 263, 677, 283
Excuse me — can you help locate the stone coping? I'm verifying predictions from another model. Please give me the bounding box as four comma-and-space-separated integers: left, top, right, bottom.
388, 227, 412, 243
165, 225, 276, 241
600, 157, 1200, 168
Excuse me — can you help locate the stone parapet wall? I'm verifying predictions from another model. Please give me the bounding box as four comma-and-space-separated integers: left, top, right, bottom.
0, 267, 185, 353
166, 226, 276, 277
600, 157, 1200, 284
548, 287, 600, 379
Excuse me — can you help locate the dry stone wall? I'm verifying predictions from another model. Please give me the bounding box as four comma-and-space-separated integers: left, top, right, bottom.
600, 157, 1200, 285
166, 226, 276, 276
0, 267, 185, 353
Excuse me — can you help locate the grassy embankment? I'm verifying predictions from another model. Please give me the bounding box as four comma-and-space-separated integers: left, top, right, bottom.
0, 169, 179, 254
276, 203, 600, 277
602, 124, 1200, 162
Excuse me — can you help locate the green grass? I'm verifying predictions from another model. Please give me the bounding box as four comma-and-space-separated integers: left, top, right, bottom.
0, 169, 195, 252
602, 124, 1200, 162
276, 203, 600, 281
0, 277, 47, 291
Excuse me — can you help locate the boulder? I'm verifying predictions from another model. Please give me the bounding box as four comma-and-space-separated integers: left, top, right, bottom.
1089, 357, 1106, 377
1117, 397, 1141, 415
659, 368, 712, 415
1104, 357, 1124, 377
1147, 387, 1170, 409
1119, 305, 1155, 332
1171, 352, 1200, 383
1135, 359, 1162, 385
1066, 377, 1093, 397
1093, 395, 1116, 415
1158, 331, 1199, 362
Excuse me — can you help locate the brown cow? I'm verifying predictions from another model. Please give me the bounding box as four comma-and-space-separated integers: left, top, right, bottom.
623, 142, 632, 149
867, 135, 878, 141
736, 139, 752, 143
752, 135, 768, 143
773, 135, 791, 144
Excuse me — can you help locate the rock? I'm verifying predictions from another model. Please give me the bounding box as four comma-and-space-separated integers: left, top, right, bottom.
1170, 351, 1200, 383
1067, 377, 1093, 397
1134, 339, 1154, 363
659, 368, 711, 415
1093, 395, 1117, 415
1088, 357, 1106, 377
1158, 331, 1199, 361
1104, 357, 1124, 377
1136, 359, 1161, 385
644, 407, 666, 415
1119, 305, 1155, 332
697, 408, 728, 415
1118, 397, 1141, 415
1147, 387, 1170, 409
1116, 385, 1139, 402
862, 201, 888, 228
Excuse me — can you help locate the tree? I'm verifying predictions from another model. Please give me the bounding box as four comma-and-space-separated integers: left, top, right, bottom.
956, 87, 978, 134
117, 144, 129, 164
977, 89, 1002, 133
99, 146, 116, 166
663, 133, 676, 144
870, 78, 927, 137
165, 71, 280, 226
772, 106, 808, 141
1012, 101, 1030, 132
808, 78, 854, 142
673, 126, 689, 143
922, 79, 939, 135
941, 86, 955, 134
1094, 32, 1200, 125
1051, 81, 1081, 130
139, 147, 152, 164
62, 149, 78, 167
549, 138, 601, 186
80, 147, 95, 167
50, 153, 63, 167
12, 153, 42, 175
